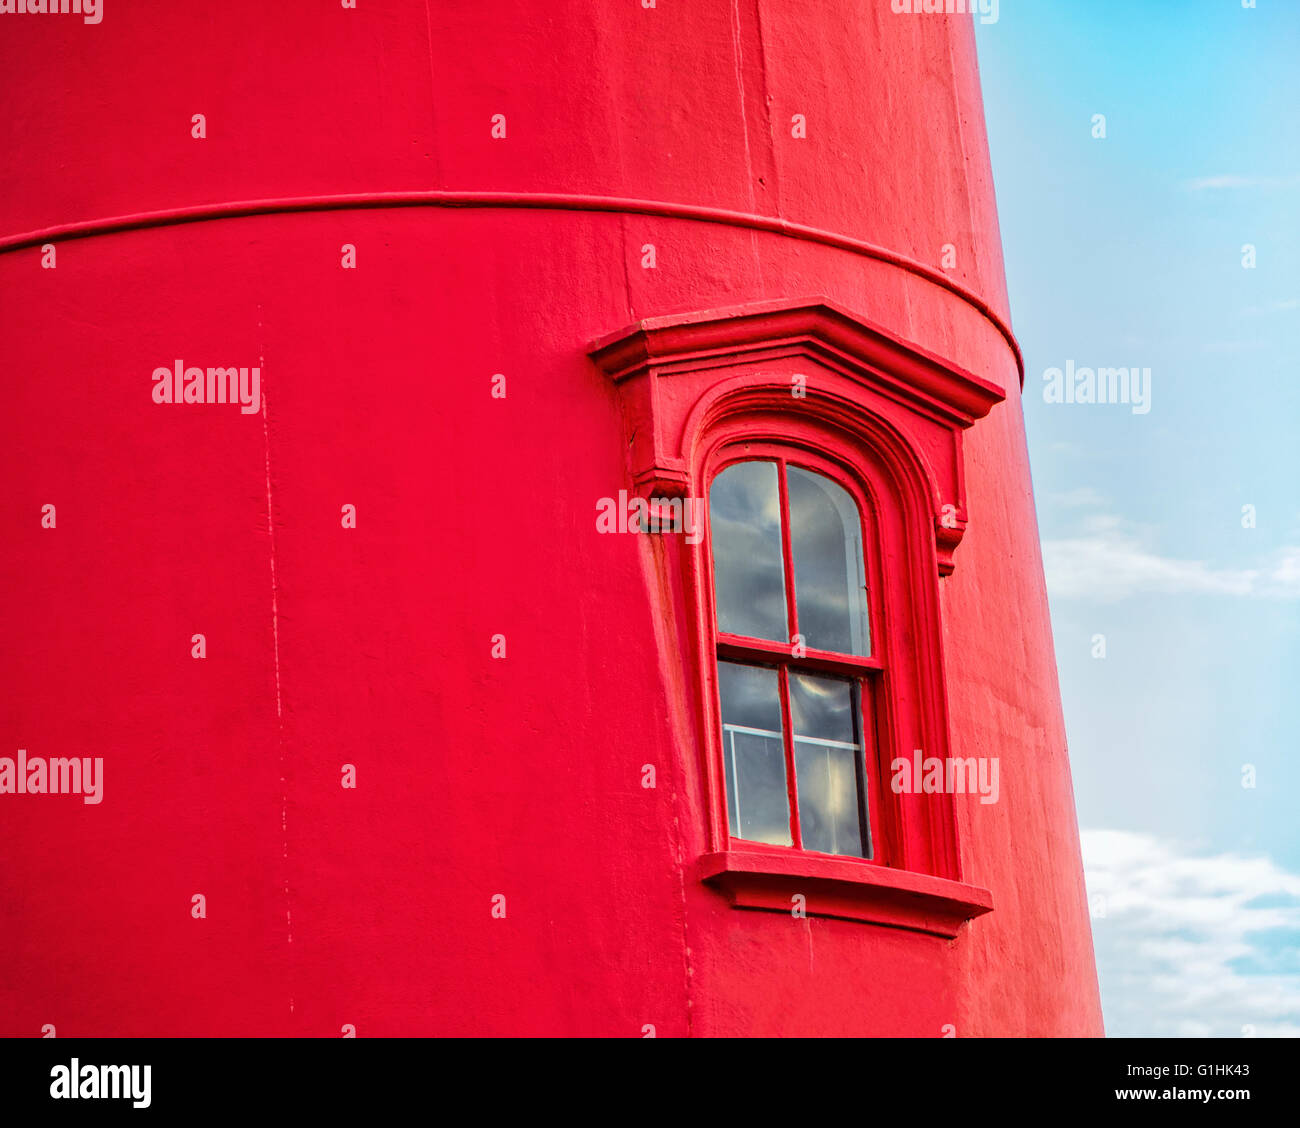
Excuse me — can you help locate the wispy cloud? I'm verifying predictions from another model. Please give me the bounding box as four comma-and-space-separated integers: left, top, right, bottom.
1272, 549, 1300, 587
1084, 829, 1300, 1037
1242, 298, 1300, 317
1044, 513, 1252, 599
1184, 174, 1300, 192
1200, 340, 1267, 354
1042, 512, 1300, 601
1049, 486, 1108, 508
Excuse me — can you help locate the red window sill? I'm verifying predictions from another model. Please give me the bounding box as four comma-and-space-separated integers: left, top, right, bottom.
697, 849, 993, 938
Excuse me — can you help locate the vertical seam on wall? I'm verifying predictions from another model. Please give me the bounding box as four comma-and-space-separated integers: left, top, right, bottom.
258, 310, 293, 1022
671, 800, 695, 1037
729, 0, 757, 213
422, 0, 444, 184
599, 6, 636, 323
730, 0, 765, 287
619, 212, 635, 321
753, 0, 779, 213
751, 0, 774, 291
946, 23, 980, 295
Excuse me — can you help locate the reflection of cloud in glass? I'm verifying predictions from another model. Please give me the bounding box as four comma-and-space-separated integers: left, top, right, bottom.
710, 462, 787, 640
790, 673, 866, 858
710, 462, 873, 856
787, 467, 870, 656
717, 662, 790, 846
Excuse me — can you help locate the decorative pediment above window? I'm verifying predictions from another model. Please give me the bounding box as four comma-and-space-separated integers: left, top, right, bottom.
588, 297, 1006, 576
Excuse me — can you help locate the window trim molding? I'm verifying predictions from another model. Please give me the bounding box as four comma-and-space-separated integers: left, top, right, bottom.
589, 297, 1002, 935
588, 296, 1005, 576
697, 849, 993, 939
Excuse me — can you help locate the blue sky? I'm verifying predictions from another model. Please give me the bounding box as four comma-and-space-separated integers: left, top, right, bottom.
976, 1, 1300, 1037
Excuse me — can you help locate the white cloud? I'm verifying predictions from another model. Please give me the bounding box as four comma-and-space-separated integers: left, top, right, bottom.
1041, 513, 1300, 601
1184, 174, 1300, 191
1200, 340, 1266, 354
1083, 829, 1300, 1037
1044, 515, 1256, 600
1242, 298, 1300, 317
1049, 486, 1108, 508
1273, 549, 1300, 588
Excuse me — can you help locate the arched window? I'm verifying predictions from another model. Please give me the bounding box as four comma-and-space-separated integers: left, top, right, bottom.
710, 456, 882, 859
590, 298, 1002, 933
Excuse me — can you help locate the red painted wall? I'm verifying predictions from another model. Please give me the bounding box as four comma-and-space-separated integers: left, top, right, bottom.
0, 1, 1103, 1037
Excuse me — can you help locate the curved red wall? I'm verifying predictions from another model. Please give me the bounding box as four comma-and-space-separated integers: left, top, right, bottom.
0, 1, 1103, 1036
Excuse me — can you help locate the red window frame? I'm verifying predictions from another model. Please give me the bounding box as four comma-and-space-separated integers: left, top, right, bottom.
707, 442, 899, 868
589, 297, 1003, 932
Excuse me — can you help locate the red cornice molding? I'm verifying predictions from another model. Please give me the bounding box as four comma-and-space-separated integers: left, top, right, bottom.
590, 296, 1006, 422
588, 297, 1007, 577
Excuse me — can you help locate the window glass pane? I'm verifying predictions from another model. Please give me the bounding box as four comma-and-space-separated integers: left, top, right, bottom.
710, 461, 788, 641
787, 466, 870, 657
717, 662, 791, 847
789, 672, 869, 858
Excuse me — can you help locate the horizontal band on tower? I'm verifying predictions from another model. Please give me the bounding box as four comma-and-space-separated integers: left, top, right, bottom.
0, 189, 1023, 384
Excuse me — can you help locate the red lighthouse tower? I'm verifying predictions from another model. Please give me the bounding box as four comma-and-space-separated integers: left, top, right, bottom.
1, 1, 1103, 1037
